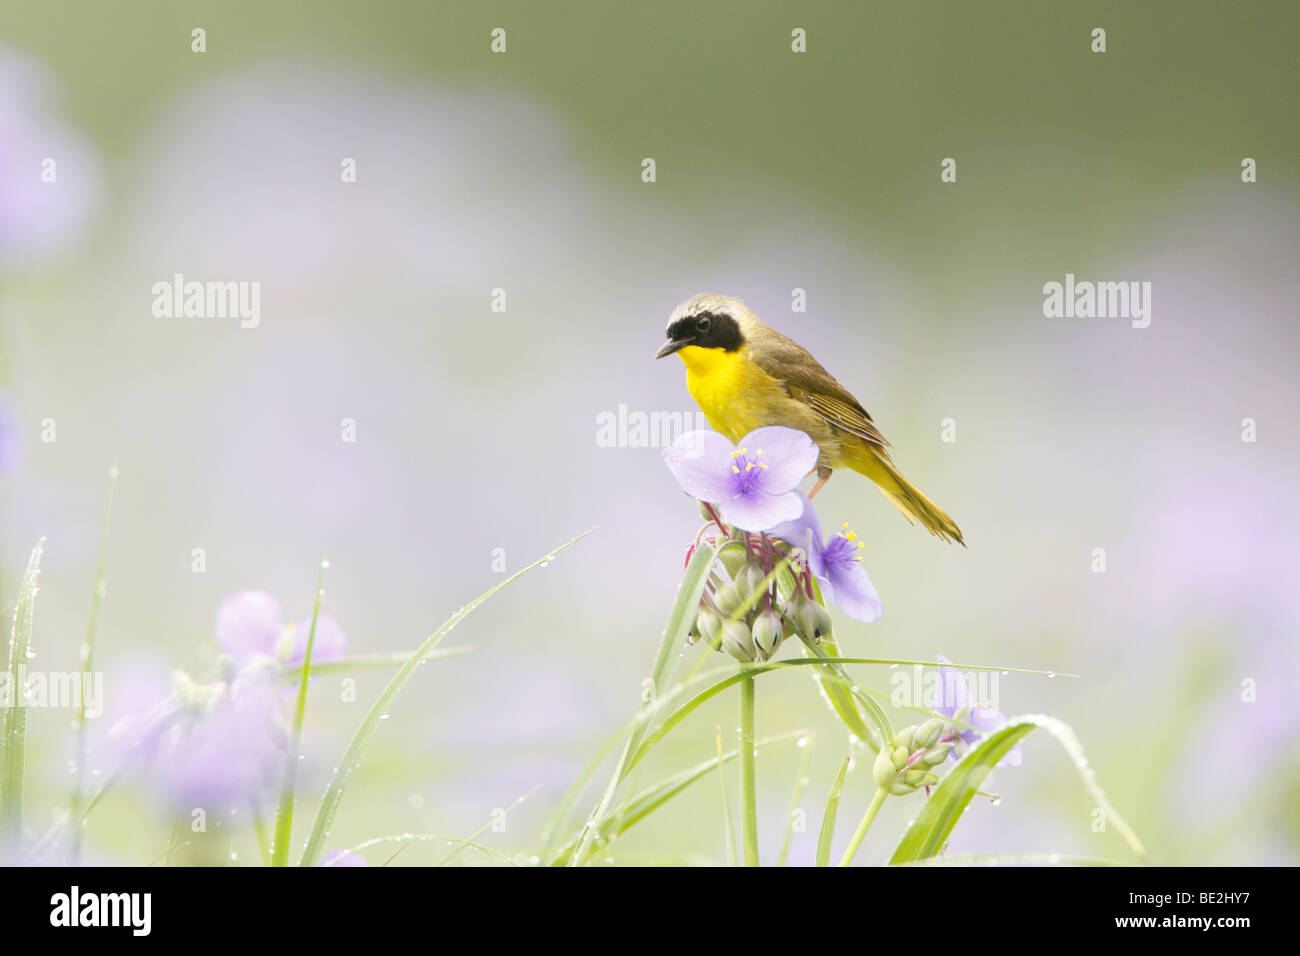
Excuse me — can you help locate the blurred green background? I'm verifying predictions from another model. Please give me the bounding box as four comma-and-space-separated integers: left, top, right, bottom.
2, 1, 1296, 865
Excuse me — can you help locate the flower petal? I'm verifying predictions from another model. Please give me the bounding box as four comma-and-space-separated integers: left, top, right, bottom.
662, 430, 741, 504
216, 591, 284, 661
738, 426, 819, 492
823, 557, 883, 622
286, 614, 348, 666
768, 492, 825, 577
718, 488, 806, 533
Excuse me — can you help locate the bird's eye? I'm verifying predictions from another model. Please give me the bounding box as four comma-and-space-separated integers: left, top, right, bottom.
695, 315, 711, 332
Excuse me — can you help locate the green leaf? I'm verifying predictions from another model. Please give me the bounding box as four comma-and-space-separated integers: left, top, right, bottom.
1, 539, 44, 847
299, 529, 594, 867
889, 713, 1148, 865
816, 756, 851, 867
70, 467, 116, 863
277, 647, 470, 681
271, 559, 328, 866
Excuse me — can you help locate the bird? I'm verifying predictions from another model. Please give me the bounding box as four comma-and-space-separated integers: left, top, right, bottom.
655, 293, 964, 545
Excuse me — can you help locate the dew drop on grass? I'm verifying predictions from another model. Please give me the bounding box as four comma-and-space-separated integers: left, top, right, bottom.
889, 663, 898, 670
991, 796, 1002, 806
1047, 672, 1056, 678
796, 736, 809, 748
1001, 670, 1009, 676
321, 559, 330, 569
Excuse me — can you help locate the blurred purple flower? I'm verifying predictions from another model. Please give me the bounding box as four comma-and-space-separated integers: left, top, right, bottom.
662, 427, 817, 531
0, 393, 18, 475
0, 47, 102, 268
320, 849, 369, 867
933, 654, 1022, 767
217, 590, 347, 666
770, 492, 883, 623
106, 659, 287, 812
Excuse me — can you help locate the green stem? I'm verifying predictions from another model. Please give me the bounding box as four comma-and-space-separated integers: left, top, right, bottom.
838, 787, 888, 867
271, 559, 328, 866
739, 670, 758, 866
69, 466, 117, 864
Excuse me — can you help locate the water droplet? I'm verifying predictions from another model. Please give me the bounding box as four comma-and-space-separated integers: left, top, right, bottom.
1047, 671, 1056, 678
796, 736, 809, 748
889, 663, 899, 670
379, 714, 390, 720
1000, 670, 1009, 676
990, 795, 1002, 806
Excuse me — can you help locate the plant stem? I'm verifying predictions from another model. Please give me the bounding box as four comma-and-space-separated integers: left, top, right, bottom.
739, 670, 758, 866
839, 787, 888, 867
271, 559, 328, 866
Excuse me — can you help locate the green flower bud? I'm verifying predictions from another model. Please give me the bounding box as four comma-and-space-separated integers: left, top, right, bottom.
712, 581, 743, 617
873, 746, 903, 790
717, 544, 747, 579
720, 619, 756, 662
695, 607, 722, 649
920, 742, 954, 766
874, 722, 954, 796
738, 562, 768, 604
751, 609, 783, 660
914, 718, 946, 750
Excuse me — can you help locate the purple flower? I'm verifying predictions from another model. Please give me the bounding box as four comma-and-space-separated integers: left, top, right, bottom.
662, 427, 818, 532
111, 659, 288, 812
0, 393, 18, 476
770, 493, 883, 623
216, 590, 347, 666
933, 655, 1022, 767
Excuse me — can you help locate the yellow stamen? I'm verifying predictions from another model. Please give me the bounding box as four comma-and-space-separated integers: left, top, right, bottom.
758, 462, 767, 469
745, 463, 755, 471
731, 465, 740, 474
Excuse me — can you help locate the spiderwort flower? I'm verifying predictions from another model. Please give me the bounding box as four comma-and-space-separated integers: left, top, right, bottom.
663, 427, 818, 532
932, 655, 1022, 767
216, 590, 347, 667
770, 493, 883, 623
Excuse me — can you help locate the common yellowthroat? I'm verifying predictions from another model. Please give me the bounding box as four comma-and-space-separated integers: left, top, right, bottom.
655, 293, 964, 545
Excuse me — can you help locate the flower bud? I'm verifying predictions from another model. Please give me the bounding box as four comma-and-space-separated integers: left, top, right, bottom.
720, 619, 756, 662
712, 581, 743, 618
695, 607, 722, 649
874, 722, 954, 796
717, 544, 747, 579
751, 609, 783, 660
737, 562, 767, 603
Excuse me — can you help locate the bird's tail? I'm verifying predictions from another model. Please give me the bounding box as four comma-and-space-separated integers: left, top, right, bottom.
845, 445, 965, 546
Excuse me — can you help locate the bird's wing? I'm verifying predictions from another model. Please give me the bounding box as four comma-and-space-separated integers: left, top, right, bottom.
747, 334, 889, 448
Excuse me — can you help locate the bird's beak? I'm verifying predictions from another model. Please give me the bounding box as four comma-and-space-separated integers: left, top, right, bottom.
655, 338, 688, 359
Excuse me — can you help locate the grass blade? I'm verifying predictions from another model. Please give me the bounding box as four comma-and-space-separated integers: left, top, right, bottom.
888, 713, 1148, 864
1, 539, 44, 850
299, 529, 594, 866
815, 756, 850, 867
777, 733, 814, 867
271, 558, 329, 866
70, 467, 117, 863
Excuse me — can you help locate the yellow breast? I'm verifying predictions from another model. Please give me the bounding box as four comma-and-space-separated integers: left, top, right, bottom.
677, 345, 784, 443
